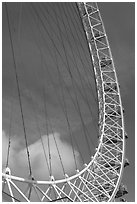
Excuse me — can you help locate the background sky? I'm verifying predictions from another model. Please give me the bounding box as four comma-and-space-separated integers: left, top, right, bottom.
2, 2, 135, 202
98, 3, 135, 201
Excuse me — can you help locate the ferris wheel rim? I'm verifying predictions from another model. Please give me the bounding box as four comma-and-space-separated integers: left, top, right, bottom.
2, 2, 127, 202
2, 148, 98, 185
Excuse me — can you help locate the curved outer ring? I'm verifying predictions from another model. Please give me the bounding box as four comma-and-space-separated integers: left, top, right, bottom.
2, 2, 125, 202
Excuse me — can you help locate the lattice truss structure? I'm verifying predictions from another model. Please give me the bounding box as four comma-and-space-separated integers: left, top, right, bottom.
2, 2, 129, 202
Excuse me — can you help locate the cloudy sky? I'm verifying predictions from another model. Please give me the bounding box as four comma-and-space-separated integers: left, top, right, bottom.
2, 2, 134, 202
98, 3, 135, 201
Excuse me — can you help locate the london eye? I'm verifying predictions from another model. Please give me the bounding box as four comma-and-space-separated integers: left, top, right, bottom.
2, 2, 130, 202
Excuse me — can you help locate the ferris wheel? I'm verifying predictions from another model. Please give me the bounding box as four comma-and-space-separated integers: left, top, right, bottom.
2, 2, 129, 202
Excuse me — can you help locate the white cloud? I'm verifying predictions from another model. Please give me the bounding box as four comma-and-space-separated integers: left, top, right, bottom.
2, 131, 22, 171
2, 130, 82, 180
2, 130, 83, 201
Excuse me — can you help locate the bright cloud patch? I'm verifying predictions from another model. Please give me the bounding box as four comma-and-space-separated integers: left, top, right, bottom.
2, 130, 82, 180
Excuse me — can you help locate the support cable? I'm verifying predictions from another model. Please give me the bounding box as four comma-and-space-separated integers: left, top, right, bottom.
42, 84, 66, 175
42, 87, 52, 177
61, 3, 98, 133
54, 4, 94, 153
6, 100, 13, 168
5, 2, 32, 176
75, 2, 100, 130
18, 4, 51, 177
29, 92, 51, 177
26, 4, 67, 175
52, 38, 78, 170
2, 191, 21, 202
30, 3, 97, 120
70, 3, 96, 75
17, 2, 22, 43
66, 3, 98, 102
28, 4, 85, 166
31, 2, 78, 170
41, 2, 97, 97
35, 3, 97, 106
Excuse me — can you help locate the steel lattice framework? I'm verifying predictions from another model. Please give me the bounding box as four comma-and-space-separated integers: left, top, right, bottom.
2, 2, 128, 202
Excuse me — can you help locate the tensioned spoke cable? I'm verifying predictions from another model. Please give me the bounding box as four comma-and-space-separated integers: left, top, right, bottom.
42, 76, 67, 175
43, 57, 85, 166
22, 5, 51, 177
46, 5, 98, 137
65, 3, 98, 103
34, 4, 78, 170
74, 3, 99, 111
33, 2, 85, 165
59, 4, 98, 151
35, 26, 67, 175
35, 3, 97, 104
17, 2, 22, 43
3, 3, 125, 203
34, 11, 76, 173
41, 54, 75, 176
54, 5, 93, 153
43, 3, 94, 77
39, 3, 97, 106
41, 3, 97, 93
45, 58, 85, 166
60, 3, 98, 133
46, 3, 97, 103
70, 3, 88, 42
2, 191, 21, 202
26, 11, 66, 176
74, 2, 100, 124
43, 88, 66, 176
29, 92, 51, 177
18, 3, 52, 178
57, 4, 96, 149
73, 136, 85, 164
70, 4, 96, 74
5, 3, 32, 176
28, 4, 85, 166
34, 3, 97, 142
6, 99, 13, 168
30, 3, 97, 118
42, 87, 52, 177
15, 3, 51, 178
38, 3, 87, 71
41, 3, 82, 49
53, 48, 78, 171
71, 3, 100, 110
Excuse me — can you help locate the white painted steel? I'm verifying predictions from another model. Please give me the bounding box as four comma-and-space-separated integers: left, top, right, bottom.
2, 2, 126, 202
